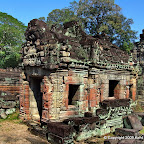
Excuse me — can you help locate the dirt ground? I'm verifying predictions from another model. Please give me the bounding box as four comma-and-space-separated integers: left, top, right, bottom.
0, 120, 105, 144
0, 120, 49, 144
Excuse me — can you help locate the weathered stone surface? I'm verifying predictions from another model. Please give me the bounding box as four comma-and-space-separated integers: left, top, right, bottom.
0, 95, 19, 101
134, 30, 144, 106
118, 139, 142, 144
2, 101, 16, 109
96, 108, 108, 115
135, 112, 144, 126
104, 139, 119, 144
60, 51, 70, 57
0, 112, 7, 119
5, 108, 16, 115
0, 68, 21, 118
115, 128, 139, 136
47, 133, 74, 144
127, 115, 143, 130
23, 19, 135, 70
63, 117, 99, 127
100, 99, 130, 108
28, 123, 47, 140
0, 109, 4, 114
47, 122, 74, 138
84, 112, 93, 117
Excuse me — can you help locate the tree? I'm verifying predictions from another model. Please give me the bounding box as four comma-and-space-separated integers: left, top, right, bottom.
47, 8, 77, 27
46, 0, 137, 52
38, 17, 46, 23
0, 46, 21, 68
70, 0, 137, 49
0, 12, 26, 68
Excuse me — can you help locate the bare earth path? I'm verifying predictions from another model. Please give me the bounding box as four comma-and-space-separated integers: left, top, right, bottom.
0, 121, 49, 144
0, 119, 105, 144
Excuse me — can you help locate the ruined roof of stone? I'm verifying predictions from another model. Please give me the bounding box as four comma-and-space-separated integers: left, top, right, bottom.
62, 20, 129, 61
62, 21, 129, 64
93, 35, 129, 64
25, 19, 130, 64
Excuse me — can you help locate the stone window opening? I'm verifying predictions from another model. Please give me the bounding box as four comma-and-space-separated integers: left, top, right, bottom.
129, 84, 133, 99
109, 80, 119, 98
68, 84, 80, 105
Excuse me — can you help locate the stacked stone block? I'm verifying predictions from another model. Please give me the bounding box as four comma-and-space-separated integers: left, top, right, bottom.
133, 30, 144, 106
137, 74, 144, 106
106, 114, 144, 144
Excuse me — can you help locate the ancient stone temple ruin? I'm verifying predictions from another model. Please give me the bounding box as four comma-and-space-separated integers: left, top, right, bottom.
20, 19, 137, 142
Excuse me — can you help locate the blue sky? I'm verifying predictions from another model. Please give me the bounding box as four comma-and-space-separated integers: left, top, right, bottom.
0, 0, 143, 41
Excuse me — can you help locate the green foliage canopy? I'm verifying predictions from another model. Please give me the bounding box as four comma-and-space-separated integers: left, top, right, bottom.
45, 0, 137, 52
0, 12, 26, 68
46, 9, 77, 27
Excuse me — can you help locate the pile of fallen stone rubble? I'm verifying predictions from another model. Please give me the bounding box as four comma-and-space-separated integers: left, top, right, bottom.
0, 92, 19, 119
26, 99, 142, 144
105, 113, 144, 144
28, 113, 144, 144
0, 68, 21, 119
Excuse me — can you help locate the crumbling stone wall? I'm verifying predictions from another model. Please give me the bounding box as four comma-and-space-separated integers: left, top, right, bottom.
0, 68, 21, 118
133, 30, 144, 106
136, 66, 144, 106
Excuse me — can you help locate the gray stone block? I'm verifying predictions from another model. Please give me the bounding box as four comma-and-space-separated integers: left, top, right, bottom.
115, 128, 139, 136
0, 112, 7, 119
128, 115, 143, 130
104, 139, 119, 144
0, 109, 4, 114
5, 108, 16, 115
118, 139, 142, 144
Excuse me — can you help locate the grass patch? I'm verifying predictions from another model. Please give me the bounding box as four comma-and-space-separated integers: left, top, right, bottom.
0, 118, 5, 122
0, 109, 22, 124
132, 101, 144, 112
139, 127, 144, 134
7, 110, 19, 120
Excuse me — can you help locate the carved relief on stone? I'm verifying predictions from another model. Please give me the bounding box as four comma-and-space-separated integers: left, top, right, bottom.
57, 84, 64, 108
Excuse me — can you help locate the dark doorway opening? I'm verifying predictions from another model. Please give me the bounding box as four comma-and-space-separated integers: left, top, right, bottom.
109, 80, 119, 97
30, 77, 43, 119
68, 84, 80, 105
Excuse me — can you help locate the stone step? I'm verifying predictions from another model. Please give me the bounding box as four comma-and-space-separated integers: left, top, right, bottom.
31, 114, 40, 121
47, 122, 74, 138
28, 123, 47, 140
115, 128, 139, 136
67, 105, 77, 111
59, 110, 78, 120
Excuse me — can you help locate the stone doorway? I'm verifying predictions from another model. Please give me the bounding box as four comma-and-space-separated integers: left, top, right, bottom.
29, 77, 43, 121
